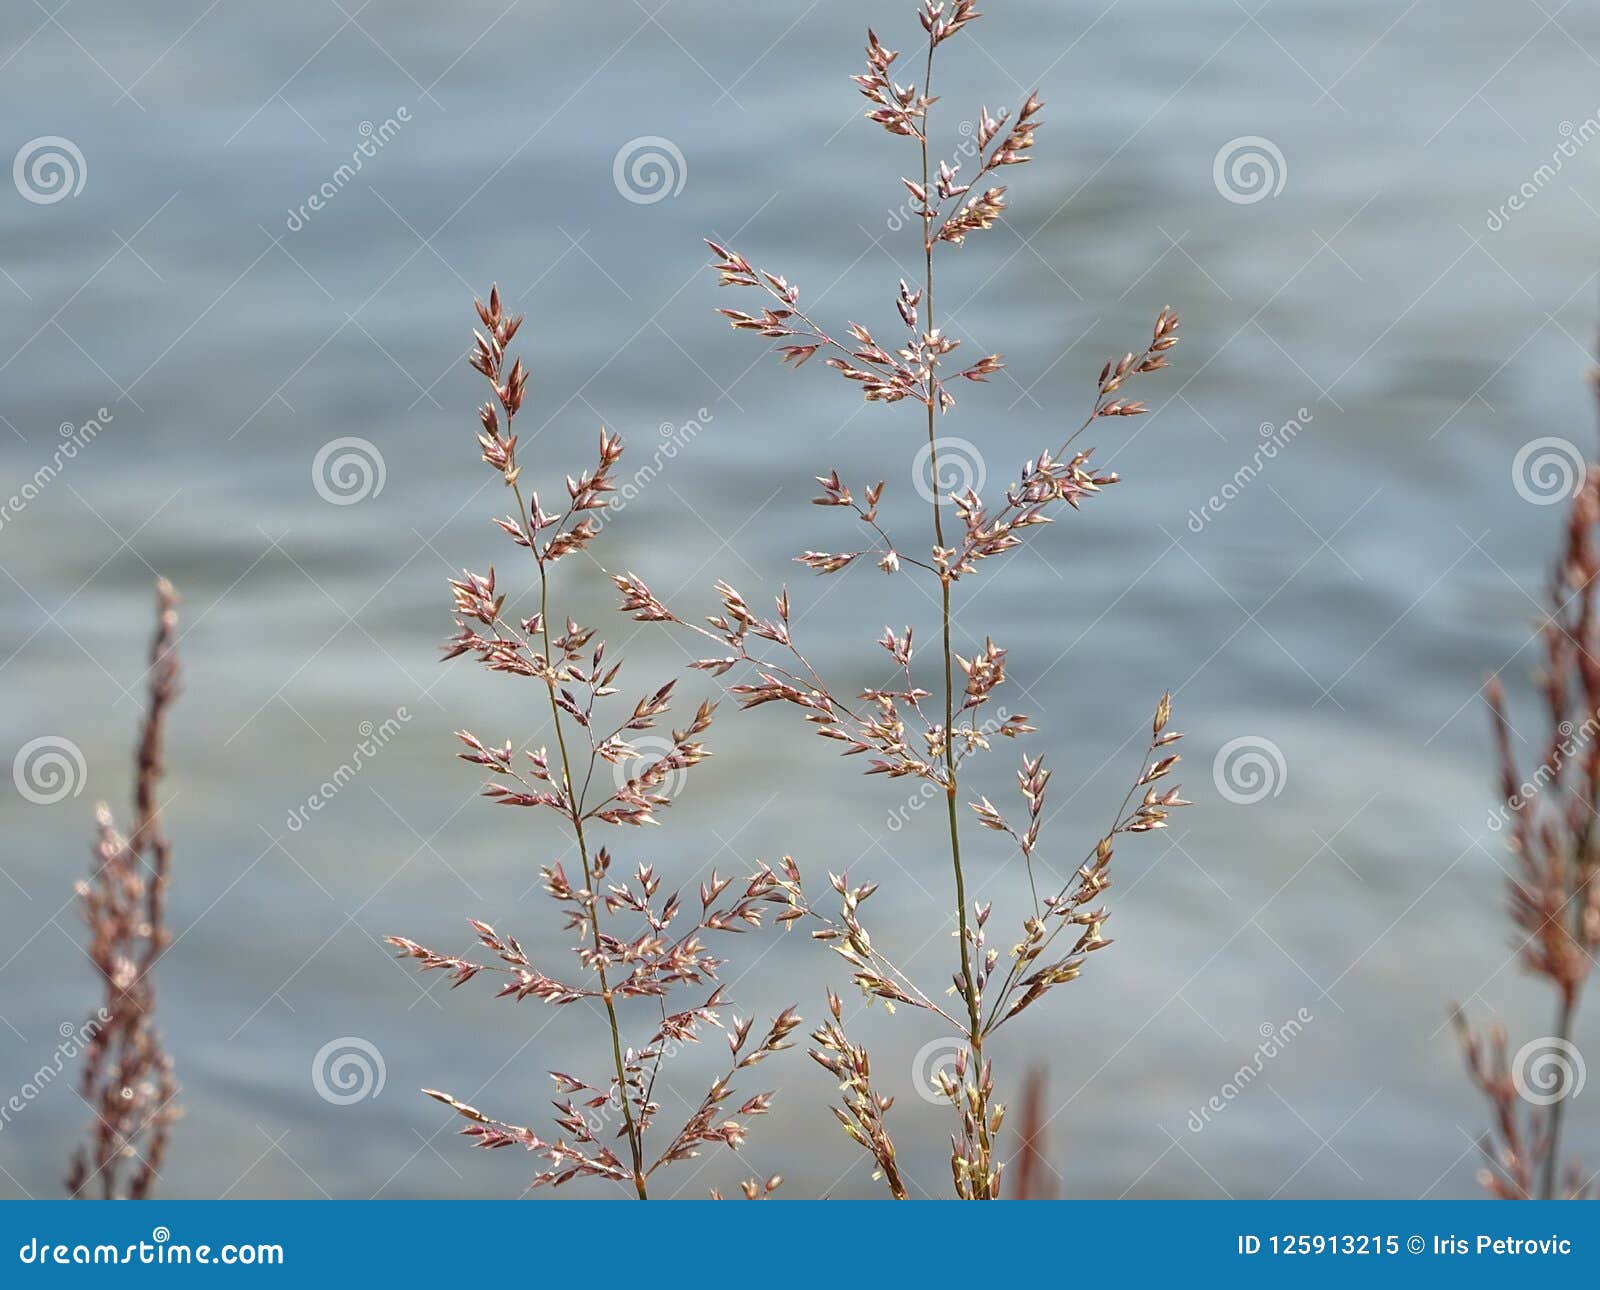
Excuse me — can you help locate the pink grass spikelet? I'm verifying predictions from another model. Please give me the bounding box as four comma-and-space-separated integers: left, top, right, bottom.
67, 579, 182, 1201
1453, 359, 1600, 1201
620, 0, 1188, 1198
389, 290, 799, 1198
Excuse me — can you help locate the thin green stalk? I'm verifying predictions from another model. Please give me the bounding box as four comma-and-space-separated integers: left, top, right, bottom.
518, 481, 648, 1200
919, 36, 991, 1199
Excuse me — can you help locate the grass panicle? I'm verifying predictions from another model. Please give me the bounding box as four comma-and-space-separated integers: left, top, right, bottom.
388, 289, 800, 1198
1454, 363, 1600, 1201
616, 0, 1187, 1198
68, 578, 181, 1201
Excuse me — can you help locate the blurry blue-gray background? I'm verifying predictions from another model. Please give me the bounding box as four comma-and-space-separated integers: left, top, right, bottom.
1, 0, 1596, 1199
